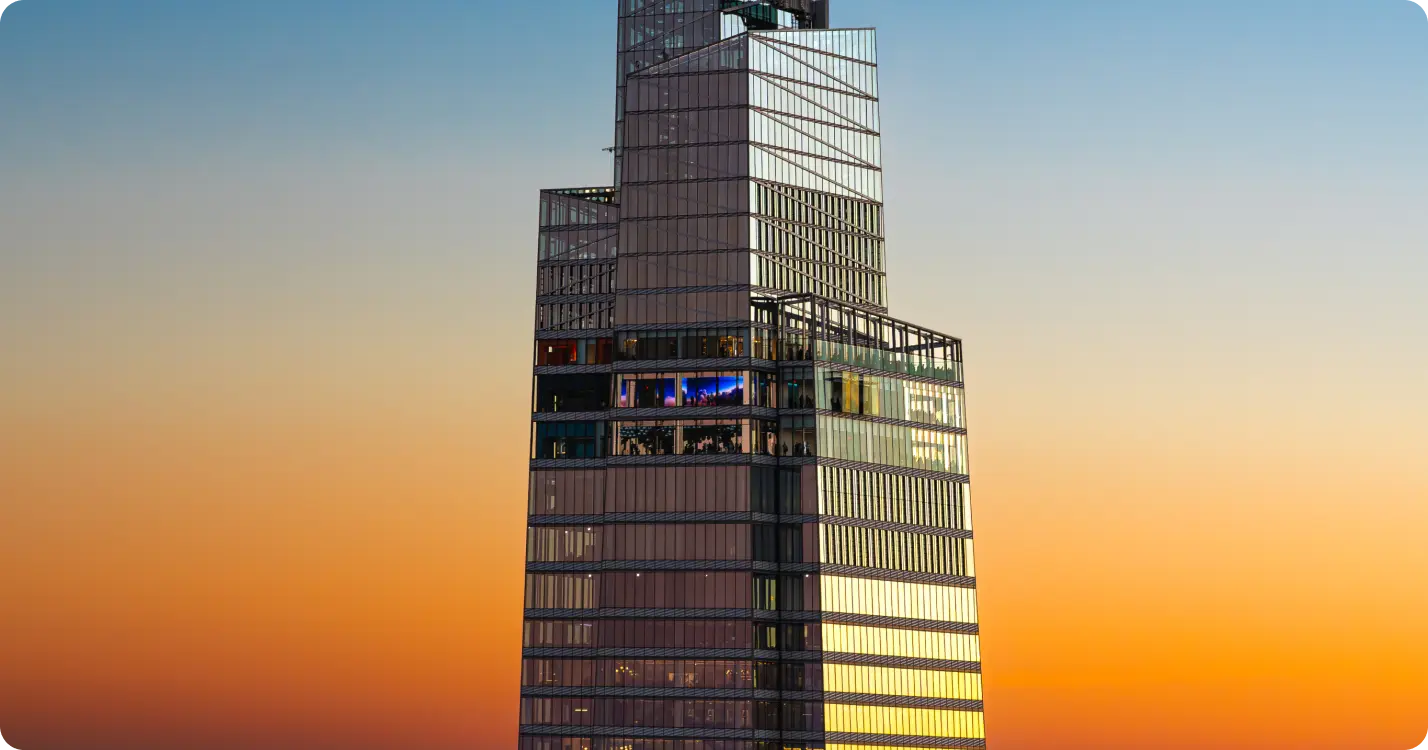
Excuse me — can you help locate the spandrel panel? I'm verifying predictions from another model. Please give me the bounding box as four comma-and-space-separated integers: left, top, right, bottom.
527, 527, 602, 563
615, 291, 751, 324
522, 658, 758, 689
600, 571, 751, 609
604, 524, 752, 561
822, 623, 982, 662
824, 704, 985, 740
817, 466, 970, 530
621, 217, 750, 254
820, 524, 974, 576
626, 109, 750, 148
824, 663, 983, 700
623, 144, 750, 182
621, 181, 751, 218
821, 575, 978, 623
607, 466, 753, 513
523, 620, 597, 648
525, 573, 599, 609
529, 470, 606, 516
618, 251, 752, 289
597, 618, 754, 649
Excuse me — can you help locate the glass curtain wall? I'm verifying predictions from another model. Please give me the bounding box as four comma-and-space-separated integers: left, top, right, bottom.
523, 8, 984, 750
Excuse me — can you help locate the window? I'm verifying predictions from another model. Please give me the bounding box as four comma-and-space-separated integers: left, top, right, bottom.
682, 421, 743, 454
778, 416, 817, 456
619, 375, 678, 408
613, 420, 776, 456
533, 422, 608, 460
783, 366, 814, 408
617, 328, 748, 360
618, 371, 772, 408
536, 375, 612, 413
681, 375, 745, 407
617, 424, 676, 456
537, 338, 615, 366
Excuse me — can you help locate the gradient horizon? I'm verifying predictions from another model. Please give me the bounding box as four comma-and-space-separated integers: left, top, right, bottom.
2, 1, 1427, 749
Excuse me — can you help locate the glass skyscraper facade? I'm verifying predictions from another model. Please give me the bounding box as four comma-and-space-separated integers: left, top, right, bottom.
523, 2, 985, 749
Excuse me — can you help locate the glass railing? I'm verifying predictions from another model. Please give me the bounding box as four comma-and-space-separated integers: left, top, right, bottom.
783, 338, 963, 382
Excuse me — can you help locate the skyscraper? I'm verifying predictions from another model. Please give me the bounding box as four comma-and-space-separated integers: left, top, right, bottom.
523, 2, 985, 749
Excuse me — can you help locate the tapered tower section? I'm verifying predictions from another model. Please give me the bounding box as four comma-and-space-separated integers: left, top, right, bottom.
522, 3, 985, 749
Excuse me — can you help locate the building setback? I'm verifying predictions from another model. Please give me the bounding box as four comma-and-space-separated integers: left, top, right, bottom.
522, 2, 986, 749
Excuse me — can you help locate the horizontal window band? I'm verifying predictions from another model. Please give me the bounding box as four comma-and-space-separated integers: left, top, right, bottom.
538, 258, 619, 268
525, 561, 794, 573
614, 359, 778, 372
753, 290, 888, 316
522, 648, 793, 660
823, 654, 982, 674
521, 687, 808, 701
525, 608, 823, 622
625, 142, 879, 169
540, 223, 621, 232
518, 649, 984, 674
820, 567, 976, 588
528, 458, 781, 470
608, 406, 780, 420
623, 140, 750, 151
527, 460, 972, 480
532, 411, 611, 422
527, 514, 821, 525
815, 410, 967, 436
623, 102, 879, 137
532, 407, 780, 421
524, 517, 963, 535
538, 294, 617, 305
533, 365, 616, 376
521, 728, 826, 742
623, 147, 883, 177
824, 733, 985, 749
623, 177, 749, 186
530, 459, 609, 470
520, 727, 782, 740
823, 614, 979, 635
521, 610, 977, 633
813, 459, 970, 483
527, 515, 606, 526
615, 321, 761, 332
825, 694, 982, 712
752, 219, 885, 242
617, 286, 751, 295
606, 455, 783, 467
524, 563, 967, 582
537, 330, 614, 341
820, 518, 972, 538
619, 211, 752, 221
813, 360, 965, 388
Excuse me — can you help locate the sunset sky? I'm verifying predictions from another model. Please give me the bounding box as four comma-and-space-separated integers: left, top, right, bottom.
2, 1, 1427, 748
